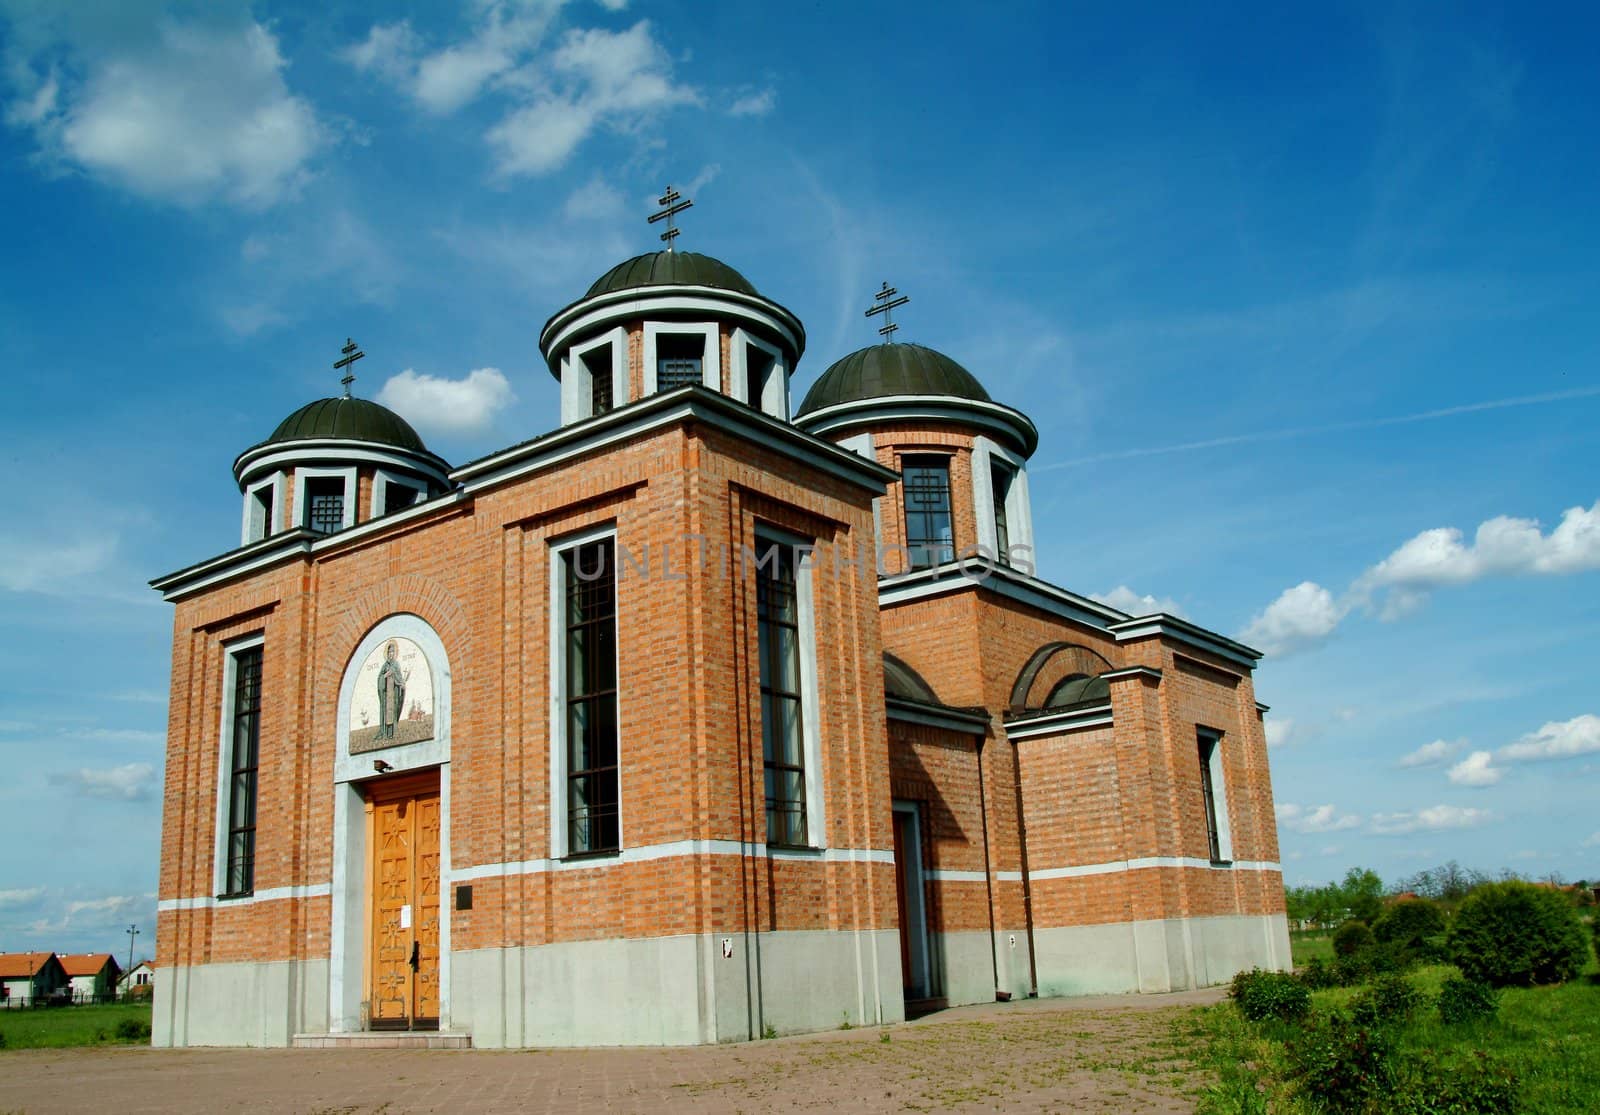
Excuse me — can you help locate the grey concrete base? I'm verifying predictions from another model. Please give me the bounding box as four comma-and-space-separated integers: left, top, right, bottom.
1032, 913, 1290, 998
293, 1031, 471, 1049
154, 959, 329, 1047
453, 929, 904, 1048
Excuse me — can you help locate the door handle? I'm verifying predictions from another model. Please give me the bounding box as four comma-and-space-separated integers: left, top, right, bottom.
409, 939, 420, 971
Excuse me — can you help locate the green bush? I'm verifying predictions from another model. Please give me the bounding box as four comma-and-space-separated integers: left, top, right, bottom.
1298, 955, 1340, 990
1437, 977, 1500, 1025
1391, 1048, 1520, 1115
1366, 940, 1419, 976
1334, 919, 1375, 957
1230, 968, 1312, 1023
114, 1018, 151, 1042
1349, 973, 1423, 1028
1333, 951, 1375, 987
1287, 1011, 1397, 1112
1373, 898, 1447, 951
1447, 880, 1589, 987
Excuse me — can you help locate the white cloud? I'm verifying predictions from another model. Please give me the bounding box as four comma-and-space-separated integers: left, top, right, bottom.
220, 302, 289, 338
1357, 500, 1600, 616
563, 174, 623, 221
1264, 717, 1297, 749
377, 368, 516, 435
729, 87, 776, 117
487, 21, 698, 179
1398, 739, 1460, 768
65, 894, 145, 920
48, 762, 157, 802
20, 21, 325, 208
1369, 804, 1492, 836
1447, 750, 1502, 787
1276, 802, 1362, 834
341, 21, 423, 84
1498, 714, 1600, 763
1582, 832, 1600, 848
1093, 585, 1183, 617
1240, 581, 1345, 655
596, 0, 629, 10
0, 887, 44, 908
0, 534, 117, 594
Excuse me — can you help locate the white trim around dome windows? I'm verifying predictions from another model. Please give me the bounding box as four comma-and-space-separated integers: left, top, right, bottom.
240, 472, 285, 546
560, 326, 628, 424
372, 468, 428, 521
971, 435, 1035, 569
293, 465, 357, 534
541, 289, 803, 363
729, 327, 788, 420
643, 321, 720, 395
797, 395, 1038, 458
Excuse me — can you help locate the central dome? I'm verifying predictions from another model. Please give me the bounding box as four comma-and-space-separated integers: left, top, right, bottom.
796, 343, 991, 416
586, 251, 758, 298
267, 396, 429, 453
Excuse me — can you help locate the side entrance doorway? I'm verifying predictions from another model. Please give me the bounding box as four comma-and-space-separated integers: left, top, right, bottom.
891, 801, 932, 1001
366, 770, 441, 1030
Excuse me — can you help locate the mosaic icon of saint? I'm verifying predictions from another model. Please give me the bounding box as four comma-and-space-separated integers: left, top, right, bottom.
375, 641, 410, 741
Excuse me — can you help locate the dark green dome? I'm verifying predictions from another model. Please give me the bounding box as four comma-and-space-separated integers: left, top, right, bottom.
586, 251, 758, 298
267, 397, 429, 453
797, 343, 991, 416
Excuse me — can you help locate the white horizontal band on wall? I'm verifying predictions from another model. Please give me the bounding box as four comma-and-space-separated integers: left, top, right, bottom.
1028, 857, 1282, 883
157, 882, 332, 913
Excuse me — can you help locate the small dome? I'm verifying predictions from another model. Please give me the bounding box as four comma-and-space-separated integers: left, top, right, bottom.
267, 397, 429, 453
1045, 674, 1111, 709
586, 251, 758, 298
796, 343, 991, 416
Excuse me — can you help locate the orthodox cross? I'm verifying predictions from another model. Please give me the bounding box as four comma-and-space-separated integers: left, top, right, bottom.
865, 281, 909, 342
334, 337, 365, 397
647, 185, 693, 250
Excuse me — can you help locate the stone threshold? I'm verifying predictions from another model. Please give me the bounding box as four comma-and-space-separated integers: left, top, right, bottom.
292, 1031, 472, 1049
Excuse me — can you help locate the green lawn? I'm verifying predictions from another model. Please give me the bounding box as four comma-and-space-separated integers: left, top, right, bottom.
1288, 930, 1333, 968
0, 1002, 153, 1050
1185, 963, 1600, 1113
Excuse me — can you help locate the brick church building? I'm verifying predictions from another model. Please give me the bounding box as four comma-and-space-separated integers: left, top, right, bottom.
150, 239, 1289, 1047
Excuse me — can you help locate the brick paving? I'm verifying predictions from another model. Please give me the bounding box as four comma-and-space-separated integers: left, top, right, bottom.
0, 989, 1224, 1114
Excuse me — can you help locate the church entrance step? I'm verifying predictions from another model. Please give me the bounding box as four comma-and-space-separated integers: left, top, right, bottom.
292, 1031, 471, 1049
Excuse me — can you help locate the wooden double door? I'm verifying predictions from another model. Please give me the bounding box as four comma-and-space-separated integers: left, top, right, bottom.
367, 771, 441, 1030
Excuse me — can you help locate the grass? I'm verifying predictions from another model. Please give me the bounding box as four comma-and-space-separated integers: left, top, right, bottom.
0, 1002, 153, 1050
1289, 930, 1334, 968
1184, 962, 1600, 1113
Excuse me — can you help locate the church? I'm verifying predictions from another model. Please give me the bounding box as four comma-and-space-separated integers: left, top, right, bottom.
150, 200, 1290, 1047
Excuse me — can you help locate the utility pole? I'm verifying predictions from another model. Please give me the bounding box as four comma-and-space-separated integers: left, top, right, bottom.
126, 923, 140, 981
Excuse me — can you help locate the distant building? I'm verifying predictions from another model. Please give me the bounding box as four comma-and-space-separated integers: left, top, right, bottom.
151, 244, 1290, 1047
0, 952, 67, 1005
60, 953, 122, 1002
118, 960, 155, 998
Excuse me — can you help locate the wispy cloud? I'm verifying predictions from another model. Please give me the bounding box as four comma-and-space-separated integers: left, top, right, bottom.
1370, 804, 1492, 836
0, 534, 118, 595
1039, 386, 1600, 471
728, 87, 776, 117
48, 762, 158, 802
1397, 738, 1460, 768
1498, 714, 1600, 763
1277, 802, 1362, 834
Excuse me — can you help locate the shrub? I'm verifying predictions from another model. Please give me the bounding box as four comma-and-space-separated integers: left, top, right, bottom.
1447, 880, 1589, 987
1298, 955, 1339, 990
1230, 968, 1312, 1023
1332, 951, 1374, 987
1334, 920, 1374, 958
1373, 898, 1447, 951
1365, 941, 1418, 976
115, 1018, 151, 1042
1437, 977, 1500, 1025
1349, 973, 1423, 1028
1391, 1048, 1520, 1115
1287, 1011, 1397, 1112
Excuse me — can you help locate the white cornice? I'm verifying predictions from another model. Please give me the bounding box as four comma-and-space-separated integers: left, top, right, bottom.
796, 395, 1039, 458
452, 385, 897, 496
234, 440, 450, 489
539, 286, 805, 372
1108, 613, 1261, 668
1004, 702, 1114, 739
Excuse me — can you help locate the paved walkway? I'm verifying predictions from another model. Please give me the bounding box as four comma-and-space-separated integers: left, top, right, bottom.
0, 988, 1225, 1114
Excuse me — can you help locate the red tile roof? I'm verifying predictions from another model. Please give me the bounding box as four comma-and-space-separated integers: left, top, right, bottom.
0, 952, 56, 979
59, 953, 117, 977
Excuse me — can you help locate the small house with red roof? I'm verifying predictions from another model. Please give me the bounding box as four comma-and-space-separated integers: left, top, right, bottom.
0, 952, 68, 1005
60, 953, 122, 1003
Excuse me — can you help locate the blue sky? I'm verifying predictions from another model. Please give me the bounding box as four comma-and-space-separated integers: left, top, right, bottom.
2, 1, 1597, 956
